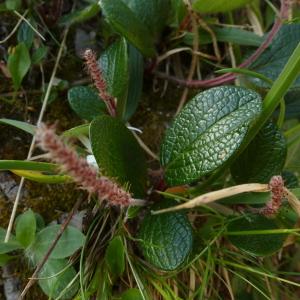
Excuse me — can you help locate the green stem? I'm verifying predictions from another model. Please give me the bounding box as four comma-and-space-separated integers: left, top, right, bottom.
215, 67, 273, 85
277, 98, 286, 128
285, 123, 300, 138
255, 42, 300, 130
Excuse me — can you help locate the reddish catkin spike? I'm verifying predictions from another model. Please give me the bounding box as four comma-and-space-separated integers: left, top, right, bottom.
261, 175, 285, 215
83, 49, 116, 117
35, 123, 138, 206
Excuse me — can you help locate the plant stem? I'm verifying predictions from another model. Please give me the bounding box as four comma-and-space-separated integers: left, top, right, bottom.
154, 0, 289, 88
285, 123, 300, 138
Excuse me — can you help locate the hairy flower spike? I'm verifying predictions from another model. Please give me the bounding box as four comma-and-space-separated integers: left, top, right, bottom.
35, 123, 136, 206
261, 175, 285, 215
83, 49, 116, 117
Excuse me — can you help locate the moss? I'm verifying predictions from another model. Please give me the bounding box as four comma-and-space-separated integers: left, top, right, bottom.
25, 181, 85, 223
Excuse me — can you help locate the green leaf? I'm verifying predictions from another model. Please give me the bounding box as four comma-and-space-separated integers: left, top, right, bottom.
122, 0, 172, 39
0, 227, 16, 241
168, 0, 187, 28
227, 214, 286, 256
99, 38, 129, 119
282, 170, 298, 188
31, 46, 48, 65
34, 213, 45, 232
213, 26, 263, 47
124, 44, 144, 120
0, 160, 58, 172
251, 25, 300, 90
221, 187, 300, 205
138, 201, 193, 271
121, 288, 143, 300
17, 20, 35, 49
0, 241, 22, 254
100, 0, 155, 57
160, 86, 262, 186
231, 122, 287, 183
90, 115, 147, 197
16, 209, 36, 248
11, 170, 71, 184
183, 26, 263, 47
193, 0, 253, 13
38, 259, 79, 300
0, 253, 14, 266
0, 160, 63, 183
0, 229, 22, 254
28, 225, 85, 263
62, 124, 90, 138
105, 236, 125, 278
0, 118, 36, 135
5, 0, 21, 10
220, 191, 270, 205
7, 42, 31, 90
59, 3, 101, 26
68, 86, 106, 121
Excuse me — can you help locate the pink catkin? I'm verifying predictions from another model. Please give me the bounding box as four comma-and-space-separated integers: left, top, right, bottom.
261, 175, 285, 215
83, 49, 116, 117
35, 123, 133, 206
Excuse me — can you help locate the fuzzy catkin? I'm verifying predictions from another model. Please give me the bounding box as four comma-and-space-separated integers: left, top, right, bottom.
83, 49, 116, 116
35, 123, 133, 206
262, 175, 285, 215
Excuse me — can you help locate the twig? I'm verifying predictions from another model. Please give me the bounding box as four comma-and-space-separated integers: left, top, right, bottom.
197, 17, 221, 61
131, 131, 159, 161
0, 10, 28, 44
152, 183, 269, 214
19, 196, 83, 299
13, 10, 46, 41
4, 29, 69, 243
176, 5, 199, 114
154, 0, 290, 88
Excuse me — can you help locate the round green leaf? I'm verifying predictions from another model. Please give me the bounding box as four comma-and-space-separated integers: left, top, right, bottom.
231, 122, 287, 183
7, 42, 31, 90
227, 214, 286, 256
38, 259, 78, 300
160, 86, 262, 186
90, 115, 147, 197
68, 86, 106, 121
16, 209, 36, 248
100, 0, 155, 57
138, 202, 193, 271
28, 225, 85, 263
122, 0, 171, 39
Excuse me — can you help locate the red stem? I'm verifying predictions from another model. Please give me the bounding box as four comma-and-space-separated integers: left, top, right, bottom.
155, 0, 290, 88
